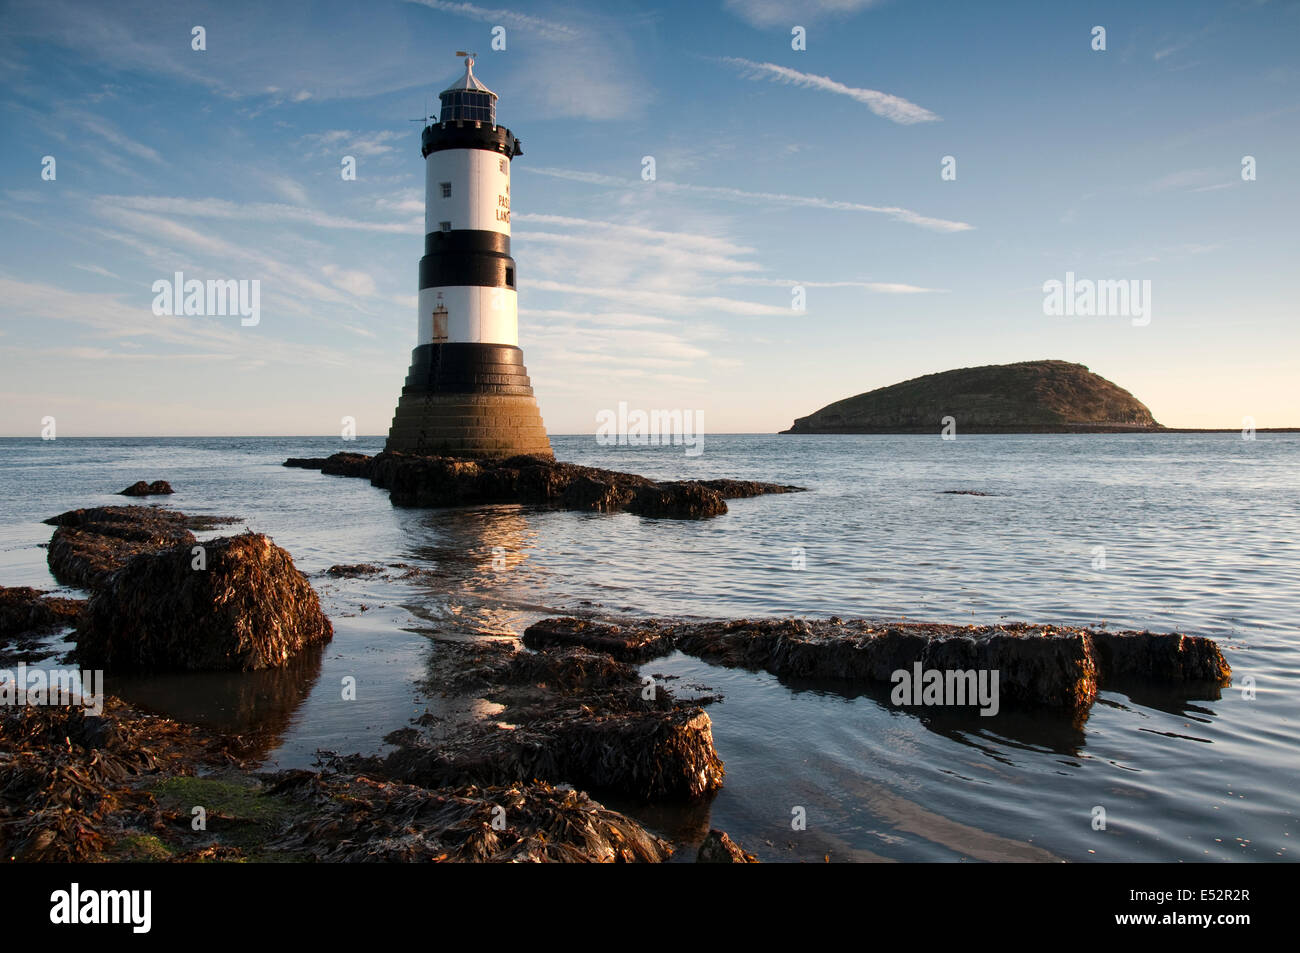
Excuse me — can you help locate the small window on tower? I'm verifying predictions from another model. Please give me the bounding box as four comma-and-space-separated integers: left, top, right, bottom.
440, 221, 451, 232
440, 182, 451, 198
505, 268, 514, 287
499, 158, 507, 174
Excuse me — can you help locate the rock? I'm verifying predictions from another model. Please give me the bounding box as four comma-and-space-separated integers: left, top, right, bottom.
629, 481, 727, 519
0, 697, 228, 862
378, 707, 725, 801
42, 506, 240, 591
76, 532, 333, 672
522, 617, 1231, 710
320, 453, 374, 477
45, 507, 198, 589
283, 453, 372, 478
283, 451, 802, 520
118, 480, 174, 496
365, 640, 725, 801
562, 474, 635, 512
324, 563, 384, 577
784, 359, 1163, 434
524, 617, 676, 663
698, 829, 759, 863
1090, 629, 1232, 683
282, 457, 330, 469
0, 697, 670, 863
265, 775, 671, 863
0, 586, 84, 638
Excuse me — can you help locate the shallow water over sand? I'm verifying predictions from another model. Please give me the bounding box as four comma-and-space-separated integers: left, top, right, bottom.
1, 433, 1296, 862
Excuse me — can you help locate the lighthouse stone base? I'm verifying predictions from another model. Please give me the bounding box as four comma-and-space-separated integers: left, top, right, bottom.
384, 342, 553, 459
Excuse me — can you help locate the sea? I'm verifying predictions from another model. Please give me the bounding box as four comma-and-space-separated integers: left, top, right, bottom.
1, 433, 1296, 863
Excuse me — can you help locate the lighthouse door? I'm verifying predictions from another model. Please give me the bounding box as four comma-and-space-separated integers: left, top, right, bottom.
432, 296, 448, 342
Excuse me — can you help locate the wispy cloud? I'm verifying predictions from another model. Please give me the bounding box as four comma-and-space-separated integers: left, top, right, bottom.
521, 230, 762, 275
522, 167, 974, 232
71, 263, 121, 280
531, 279, 790, 317
263, 174, 310, 205
300, 129, 405, 159
91, 195, 417, 234
404, 0, 649, 120
521, 308, 675, 328
723, 0, 884, 28
726, 278, 947, 294
516, 213, 756, 258
720, 58, 940, 124
0, 275, 372, 371
322, 264, 378, 297
402, 0, 580, 40
63, 110, 165, 175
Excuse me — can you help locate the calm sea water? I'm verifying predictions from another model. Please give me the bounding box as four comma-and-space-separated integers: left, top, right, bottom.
1, 433, 1296, 862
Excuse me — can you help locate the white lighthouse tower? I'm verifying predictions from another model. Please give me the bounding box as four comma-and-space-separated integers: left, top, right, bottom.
385, 54, 552, 458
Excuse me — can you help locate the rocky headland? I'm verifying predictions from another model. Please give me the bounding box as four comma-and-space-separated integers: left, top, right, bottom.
783, 359, 1163, 434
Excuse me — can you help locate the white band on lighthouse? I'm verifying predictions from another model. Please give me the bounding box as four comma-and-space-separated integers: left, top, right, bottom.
425, 149, 511, 236
418, 286, 518, 346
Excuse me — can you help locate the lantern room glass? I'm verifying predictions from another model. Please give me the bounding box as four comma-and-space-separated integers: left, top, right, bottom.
439, 90, 495, 124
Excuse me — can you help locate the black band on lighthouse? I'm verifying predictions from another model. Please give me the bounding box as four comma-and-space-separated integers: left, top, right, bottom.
423, 230, 511, 257
401, 343, 536, 396
419, 250, 516, 289
421, 123, 522, 159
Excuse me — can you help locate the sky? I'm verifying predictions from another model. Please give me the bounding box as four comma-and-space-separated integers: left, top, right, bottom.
0, 0, 1297, 436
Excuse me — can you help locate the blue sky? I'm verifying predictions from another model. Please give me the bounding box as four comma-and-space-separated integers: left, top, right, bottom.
1, 0, 1297, 435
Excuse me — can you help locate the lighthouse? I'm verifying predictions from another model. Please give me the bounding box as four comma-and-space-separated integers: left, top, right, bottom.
385, 54, 553, 459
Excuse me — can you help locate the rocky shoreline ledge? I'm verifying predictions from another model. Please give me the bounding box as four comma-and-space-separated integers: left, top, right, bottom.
524, 616, 1231, 711
283, 451, 804, 519
1, 499, 1233, 863
0, 502, 736, 862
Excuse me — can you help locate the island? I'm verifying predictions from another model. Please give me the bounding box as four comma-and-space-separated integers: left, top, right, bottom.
782, 359, 1162, 434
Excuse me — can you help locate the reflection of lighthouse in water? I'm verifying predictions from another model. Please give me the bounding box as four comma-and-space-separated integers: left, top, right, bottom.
385, 54, 553, 458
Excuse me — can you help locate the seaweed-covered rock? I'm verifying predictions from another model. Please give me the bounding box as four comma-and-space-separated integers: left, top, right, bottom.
42, 506, 237, 591
629, 482, 727, 519
1089, 629, 1232, 683
698, 829, 759, 863
45, 508, 197, 590
367, 640, 725, 800
265, 774, 671, 863
118, 480, 174, 496
522, 616, 1231, 711
0, 697, 669, 863
0, 698, 232, 862
0, 586, 84, 638
76, 532, 332, 672
379, 706, 724, 801
284, 450, 802, 520
283, 453, 372, 478
325, 563, 384, 578
524, 617, 675, 663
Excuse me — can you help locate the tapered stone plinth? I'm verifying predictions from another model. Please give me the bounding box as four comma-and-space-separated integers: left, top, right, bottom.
384, 342, 553, 459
